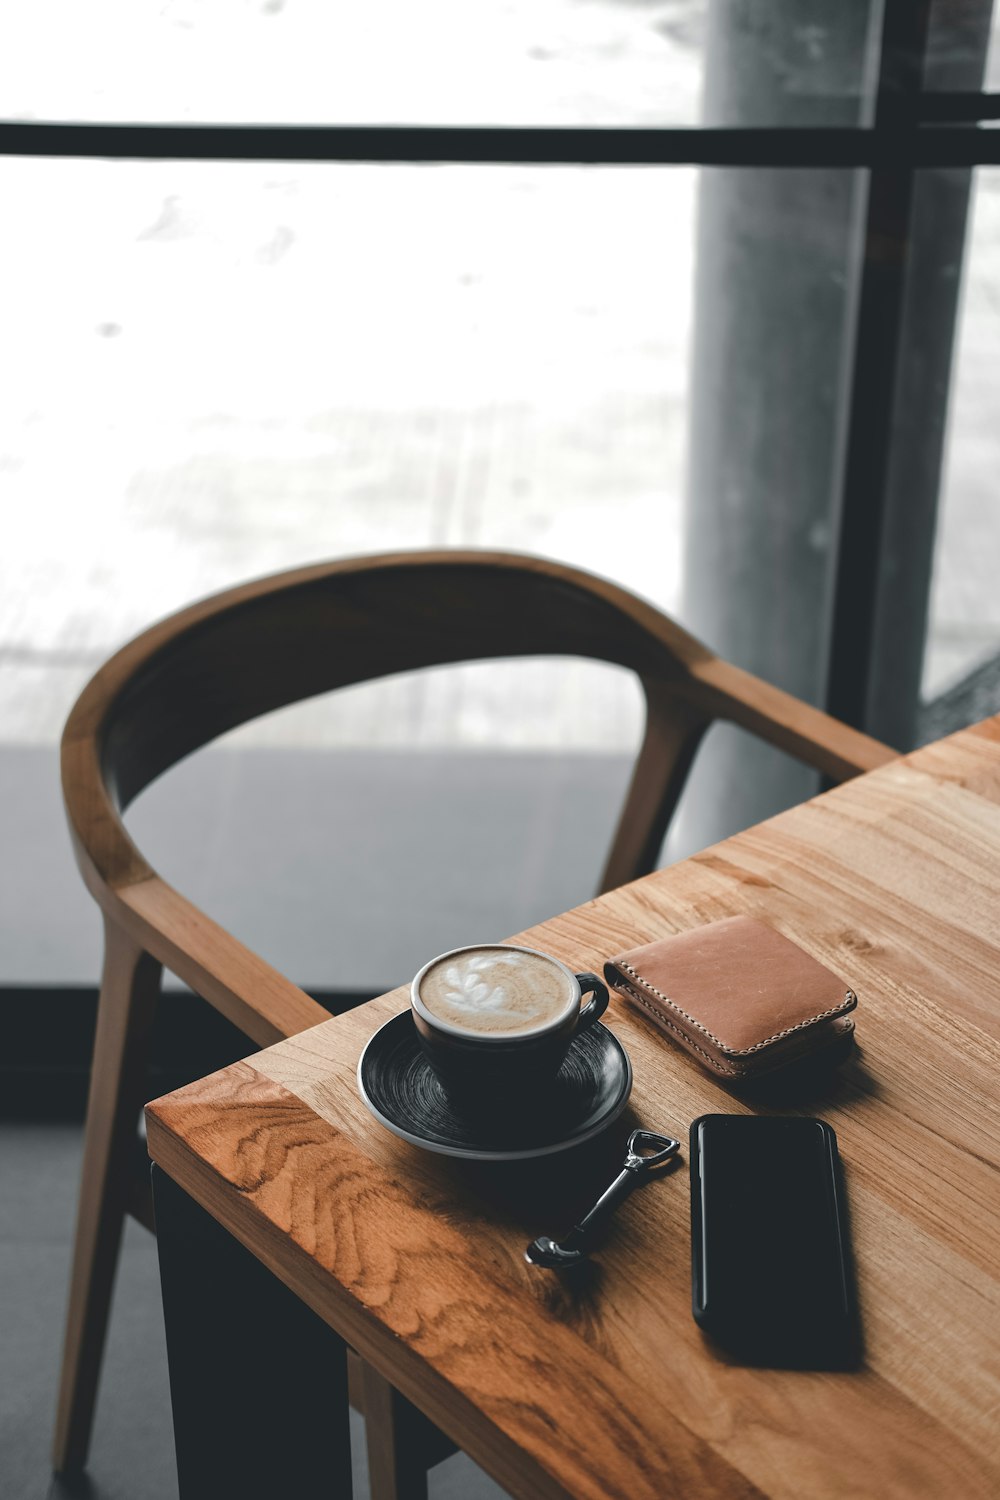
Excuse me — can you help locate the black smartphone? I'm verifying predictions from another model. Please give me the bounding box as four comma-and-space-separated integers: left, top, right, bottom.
689, 1114, 858, 1367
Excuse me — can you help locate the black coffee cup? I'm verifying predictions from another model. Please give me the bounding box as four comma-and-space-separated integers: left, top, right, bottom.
410, 943, 609, 1112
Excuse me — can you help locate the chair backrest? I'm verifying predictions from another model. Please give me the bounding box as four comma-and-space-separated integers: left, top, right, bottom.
62, 550, 894, 1045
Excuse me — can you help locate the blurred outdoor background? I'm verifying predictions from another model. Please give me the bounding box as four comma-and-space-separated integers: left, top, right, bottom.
4, 3, 1000, 990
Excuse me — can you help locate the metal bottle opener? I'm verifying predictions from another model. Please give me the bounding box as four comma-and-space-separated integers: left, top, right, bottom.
525, 1129, 681, 1269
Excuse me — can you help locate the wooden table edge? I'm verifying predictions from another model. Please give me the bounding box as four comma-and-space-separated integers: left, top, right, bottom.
145, 1075, 626, 1500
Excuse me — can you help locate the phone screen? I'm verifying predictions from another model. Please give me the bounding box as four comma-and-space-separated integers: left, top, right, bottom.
690, 1115, 856, 1365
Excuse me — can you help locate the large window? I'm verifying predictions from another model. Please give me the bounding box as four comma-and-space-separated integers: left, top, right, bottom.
3, 0, 999, 981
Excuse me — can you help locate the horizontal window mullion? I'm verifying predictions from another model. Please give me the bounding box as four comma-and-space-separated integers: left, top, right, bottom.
2, 120, 1000, 169
917, 92, 1000, 123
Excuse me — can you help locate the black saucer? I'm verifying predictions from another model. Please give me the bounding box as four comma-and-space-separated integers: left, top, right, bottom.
357, 1011, 633, 1160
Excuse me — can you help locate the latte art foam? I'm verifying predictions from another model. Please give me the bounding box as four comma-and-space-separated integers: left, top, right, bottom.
417, 947, 577, 1036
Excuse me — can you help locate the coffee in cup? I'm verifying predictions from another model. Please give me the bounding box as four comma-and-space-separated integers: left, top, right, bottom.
410, 943, 609, 1110
417, 946, 579, 1036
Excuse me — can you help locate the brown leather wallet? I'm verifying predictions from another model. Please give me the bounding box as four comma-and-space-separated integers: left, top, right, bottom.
604, 916, 857, 1080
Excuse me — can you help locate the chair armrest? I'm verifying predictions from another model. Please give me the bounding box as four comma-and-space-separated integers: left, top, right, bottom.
692, 656, 897, 782
119, 877, 330, 1047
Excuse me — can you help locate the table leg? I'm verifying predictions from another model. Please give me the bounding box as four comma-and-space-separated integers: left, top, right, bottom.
152, 1165, 352, 1499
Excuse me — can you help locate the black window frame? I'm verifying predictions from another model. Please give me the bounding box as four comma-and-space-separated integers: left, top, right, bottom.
3, 0, 997, 731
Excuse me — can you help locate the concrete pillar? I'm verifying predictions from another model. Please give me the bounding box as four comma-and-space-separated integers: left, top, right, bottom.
672, 0, 877, 858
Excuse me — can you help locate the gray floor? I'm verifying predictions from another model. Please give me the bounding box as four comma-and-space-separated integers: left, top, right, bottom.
0, 1121, 510, 1500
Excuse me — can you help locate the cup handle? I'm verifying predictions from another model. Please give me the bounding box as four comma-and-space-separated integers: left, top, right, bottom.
574, 973, 609, 1032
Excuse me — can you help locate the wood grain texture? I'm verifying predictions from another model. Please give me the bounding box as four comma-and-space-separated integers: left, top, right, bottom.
147, 720, 1000, 1500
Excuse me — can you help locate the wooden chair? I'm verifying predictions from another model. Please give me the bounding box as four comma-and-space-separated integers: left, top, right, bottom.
54, 549, 895, 1490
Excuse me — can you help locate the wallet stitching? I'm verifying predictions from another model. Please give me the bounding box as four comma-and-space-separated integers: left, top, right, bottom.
618, 984, 738, 1074
614, 960, 856, 1056
619, 983, 853, 1076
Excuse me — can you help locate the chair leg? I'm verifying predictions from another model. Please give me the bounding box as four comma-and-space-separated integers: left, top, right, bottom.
599, 685, 709, 892
362, 1361, 432, 1500
352, 1349, 457, 1499
52, 916, 162, 1474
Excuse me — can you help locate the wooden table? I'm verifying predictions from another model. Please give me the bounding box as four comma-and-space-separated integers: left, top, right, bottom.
146, 718, 1000, 1499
